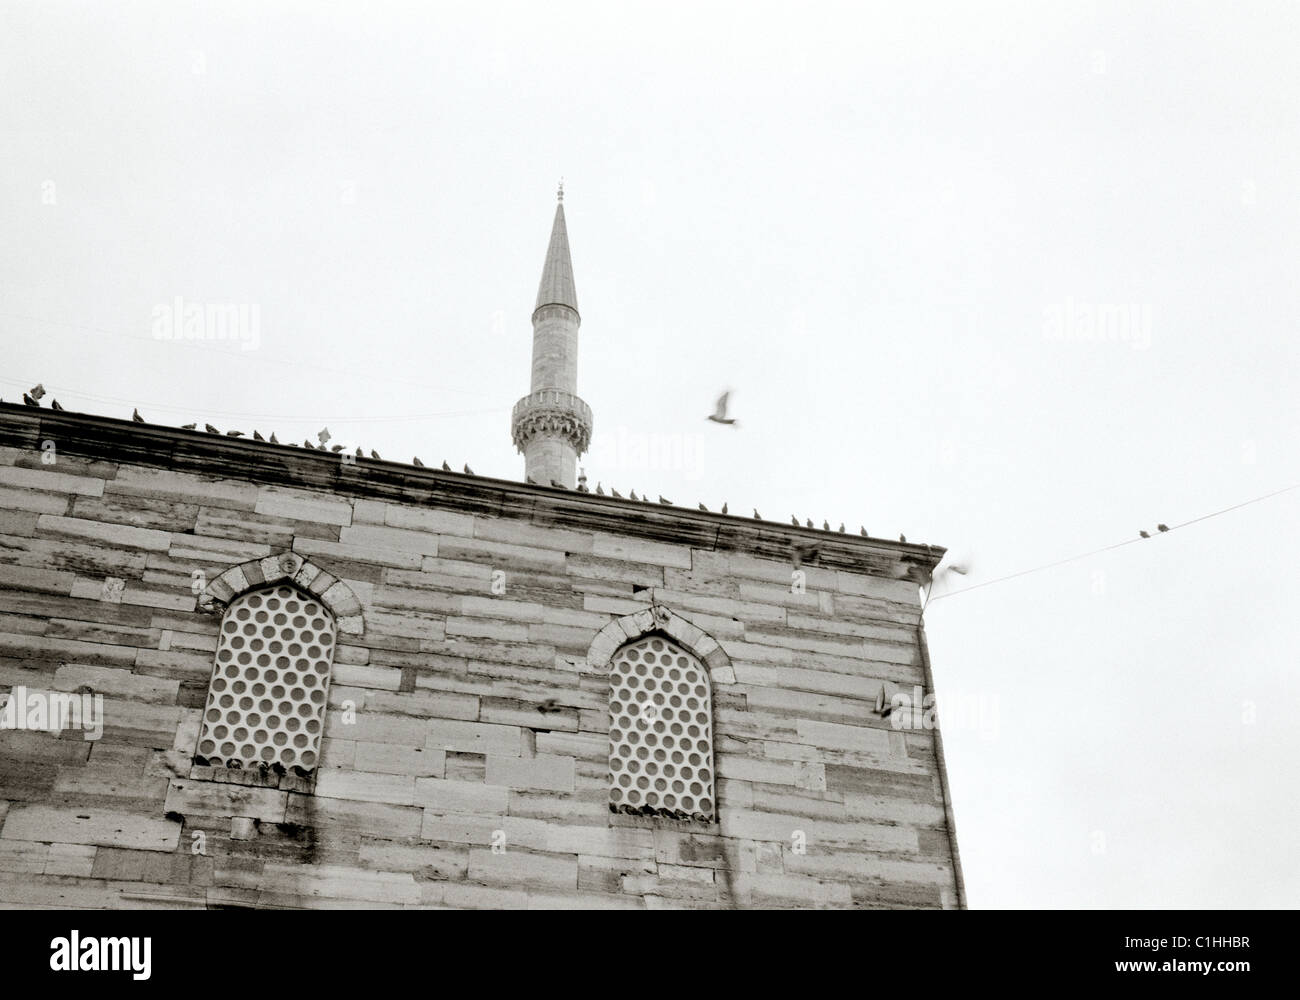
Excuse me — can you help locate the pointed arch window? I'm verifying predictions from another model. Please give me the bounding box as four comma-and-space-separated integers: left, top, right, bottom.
195, 583, 336, 778
608, 634, 715, 821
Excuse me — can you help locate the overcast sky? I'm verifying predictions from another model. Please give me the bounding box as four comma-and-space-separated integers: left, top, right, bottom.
3, 1, 1297, 908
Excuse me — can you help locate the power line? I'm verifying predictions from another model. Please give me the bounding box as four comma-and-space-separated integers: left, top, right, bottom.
928, 482, 1300, 604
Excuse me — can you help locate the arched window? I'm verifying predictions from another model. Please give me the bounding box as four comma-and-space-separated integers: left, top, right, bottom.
608, 634, 715, 821
195, 583, 337, 777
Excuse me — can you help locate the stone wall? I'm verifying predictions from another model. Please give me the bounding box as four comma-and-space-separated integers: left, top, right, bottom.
0, 404, 962, 909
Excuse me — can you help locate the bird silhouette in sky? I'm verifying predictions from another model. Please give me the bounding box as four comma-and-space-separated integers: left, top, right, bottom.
705, 391, 738, 426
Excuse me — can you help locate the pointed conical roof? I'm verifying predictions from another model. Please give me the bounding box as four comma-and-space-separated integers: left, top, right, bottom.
534, 190, 578, 316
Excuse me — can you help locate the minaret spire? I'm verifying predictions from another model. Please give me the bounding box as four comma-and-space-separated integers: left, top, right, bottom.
511, 186, 592, 489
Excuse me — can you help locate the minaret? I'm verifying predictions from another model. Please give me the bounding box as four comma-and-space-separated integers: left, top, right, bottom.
511, 183, 592, 488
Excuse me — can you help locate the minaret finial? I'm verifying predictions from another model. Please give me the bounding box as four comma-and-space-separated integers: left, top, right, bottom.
557, 178, 564, 203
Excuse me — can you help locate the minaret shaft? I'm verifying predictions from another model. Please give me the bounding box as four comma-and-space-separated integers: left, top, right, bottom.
512, 189, 591, 489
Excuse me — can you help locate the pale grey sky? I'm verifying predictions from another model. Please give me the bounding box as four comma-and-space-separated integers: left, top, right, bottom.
2, 1, 1297, 907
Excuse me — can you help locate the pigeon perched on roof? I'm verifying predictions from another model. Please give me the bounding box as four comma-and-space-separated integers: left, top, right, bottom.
355, 447, 363, 458
791, 516, 799, 526
464, 463, 474, 475
227, 430, 244, 437
595, 482, 605, 496
860, 527, 868, 537
51, 399, 64, 411
551, 479, 567, 489
413, 456, 424, 466
838, 523, 845, 533
253, 430, 265, 441
753, 509, 761, 519
442, 461, 451, 471
304, 440, 315, 449
611, 488, 624, 499
370, 449, 381, 460
330, 444, 343, 452
526, 475, 539, 484
706, 390, 738, 426
1157, 524, 1169, 532
132, 407, 145, 423
182, 422, 196, 430
659, 496, 672, 505
899, 534, 907, 543
205, 423, 220, 434
269, 432, 280, 444
698, 503, 708, 512
22, 393, 40, 407
823, 520, 830, 531
806, 519, 814, 529
630, 490, 639, 501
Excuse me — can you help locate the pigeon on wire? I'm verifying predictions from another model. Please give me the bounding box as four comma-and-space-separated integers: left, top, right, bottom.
706, 390, 738, 426
132, 408, 145, 423
1139, 530, 1150, 539
1157, 524, 1169, 532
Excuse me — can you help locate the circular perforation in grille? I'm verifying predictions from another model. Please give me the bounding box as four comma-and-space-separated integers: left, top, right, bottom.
195, 584, 336, 774
608, 635, 715, 821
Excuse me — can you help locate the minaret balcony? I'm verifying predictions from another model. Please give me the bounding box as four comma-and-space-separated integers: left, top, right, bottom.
511, 389, 593, 455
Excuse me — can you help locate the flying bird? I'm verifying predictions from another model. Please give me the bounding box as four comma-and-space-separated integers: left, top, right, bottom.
706, 391, 738, 426
464, 464, 474, 475
51, 399, 64, 411
413, 456, 424, 467
28, 383, 46, 400
1139, 530, 1150, 539
1157, 524, 1169, 532
132, 407, 145, 423
205, 423, 220, 434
